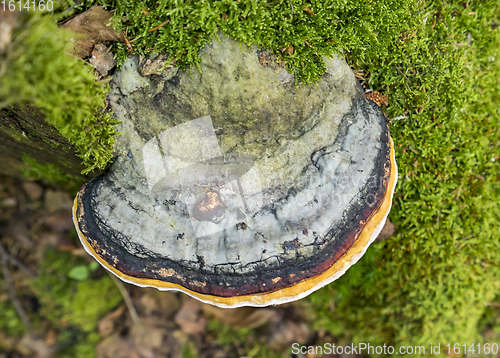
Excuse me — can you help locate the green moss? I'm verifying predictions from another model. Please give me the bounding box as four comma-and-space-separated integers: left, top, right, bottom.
0, 300, 25, 339
0, 12, 118, 173
207, 320, 289, 358
34, 251, 122, 331
181, 342, 199, 358
33, 250, 122, 358
42, 137, 61, 149
1, 0, 414, 171
478, 296, 500, 348
308, 0, 500, 354
61, 0, 414, 85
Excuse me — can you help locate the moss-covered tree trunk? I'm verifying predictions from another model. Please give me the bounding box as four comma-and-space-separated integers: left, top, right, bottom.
0, 104, 86, 180
1, 10, 117, 180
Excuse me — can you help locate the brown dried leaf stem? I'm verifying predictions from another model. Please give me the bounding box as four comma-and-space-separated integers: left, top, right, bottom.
149, 20, 170, 33
109, 273, 141, 326
0, 242, 37, 278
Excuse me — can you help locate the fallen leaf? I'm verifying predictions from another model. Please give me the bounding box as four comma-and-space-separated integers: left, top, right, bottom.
203, 305, 280, 330
16, 334, 56, 358
97, 334, 144, 358
99, 305, 126, 337
97, 322, 181, 358
44, 210, 73, 233
0, 196, 17, 208
62, 6, 123, 58
89, 44, 116, 76
377, 219, 396, 240
261, 303, 311, 352
44, 330, 58, 347
138, 53, 175, 77
174, 297, 207, 335
0, 9, 19, 52
44, 190, 72, 212
21, 181, 43, 201
0, 331, 18, 351
365, 91, 389, 107
265, 319, 310, 352
137, 289, 179, 318
5, 214, 31, 245
131, 324, 169, 351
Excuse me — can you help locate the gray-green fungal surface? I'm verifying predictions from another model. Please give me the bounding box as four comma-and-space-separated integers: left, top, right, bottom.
73, 33, 396, 307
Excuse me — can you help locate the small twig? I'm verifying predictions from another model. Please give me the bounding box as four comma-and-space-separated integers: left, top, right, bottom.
63, 0, 83, 13
289, 0, 294, 16
0, 243, 37, 278
395, 64, 411, 84
109, 273, 140, 326
487, 301, 500, 308
149, 20, 170, 32
28, 213, 49, 238
0, 247, 34, 335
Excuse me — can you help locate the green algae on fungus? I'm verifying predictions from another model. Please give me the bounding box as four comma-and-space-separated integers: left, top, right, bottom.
0, 11, 118, 174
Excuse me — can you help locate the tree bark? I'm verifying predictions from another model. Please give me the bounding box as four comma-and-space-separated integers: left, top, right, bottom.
0, 104, 86, 179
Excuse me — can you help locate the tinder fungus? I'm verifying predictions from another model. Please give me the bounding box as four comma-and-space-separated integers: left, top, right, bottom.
73, 33, 397, 308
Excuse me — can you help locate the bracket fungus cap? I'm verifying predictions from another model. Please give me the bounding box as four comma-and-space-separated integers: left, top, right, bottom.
73, 34, 398, 308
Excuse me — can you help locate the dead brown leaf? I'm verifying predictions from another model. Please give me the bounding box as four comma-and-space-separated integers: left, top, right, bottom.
137, 289, 179, 319
21, 182, 43, 201
203, 305, 280, 330
44, 330, 58, 347
89, 43, 116, 76
97, 321, 182, 358
0, 331, 19, 351
97, 334, 144, 358
44, 190, 72, 213
130, 324, 169, 351
365, 90, 389, 107
265, 319, 310, 352
174, 297, 207, 335
377, 219, 395, 241
352, 69, 366, 81
16, 334, 56, 358
0, 9, 19, 52
5, 214, 31, 246
44, 210, 73, 233
98, 305, 126, 337
138, 53, 174, 77
62, 6, 123, 59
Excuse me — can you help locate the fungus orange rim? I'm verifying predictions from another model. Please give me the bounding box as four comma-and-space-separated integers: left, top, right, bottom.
74, 137, 397, 308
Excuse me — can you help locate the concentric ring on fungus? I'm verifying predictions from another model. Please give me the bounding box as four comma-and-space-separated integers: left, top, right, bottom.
73, 33, 398, 308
